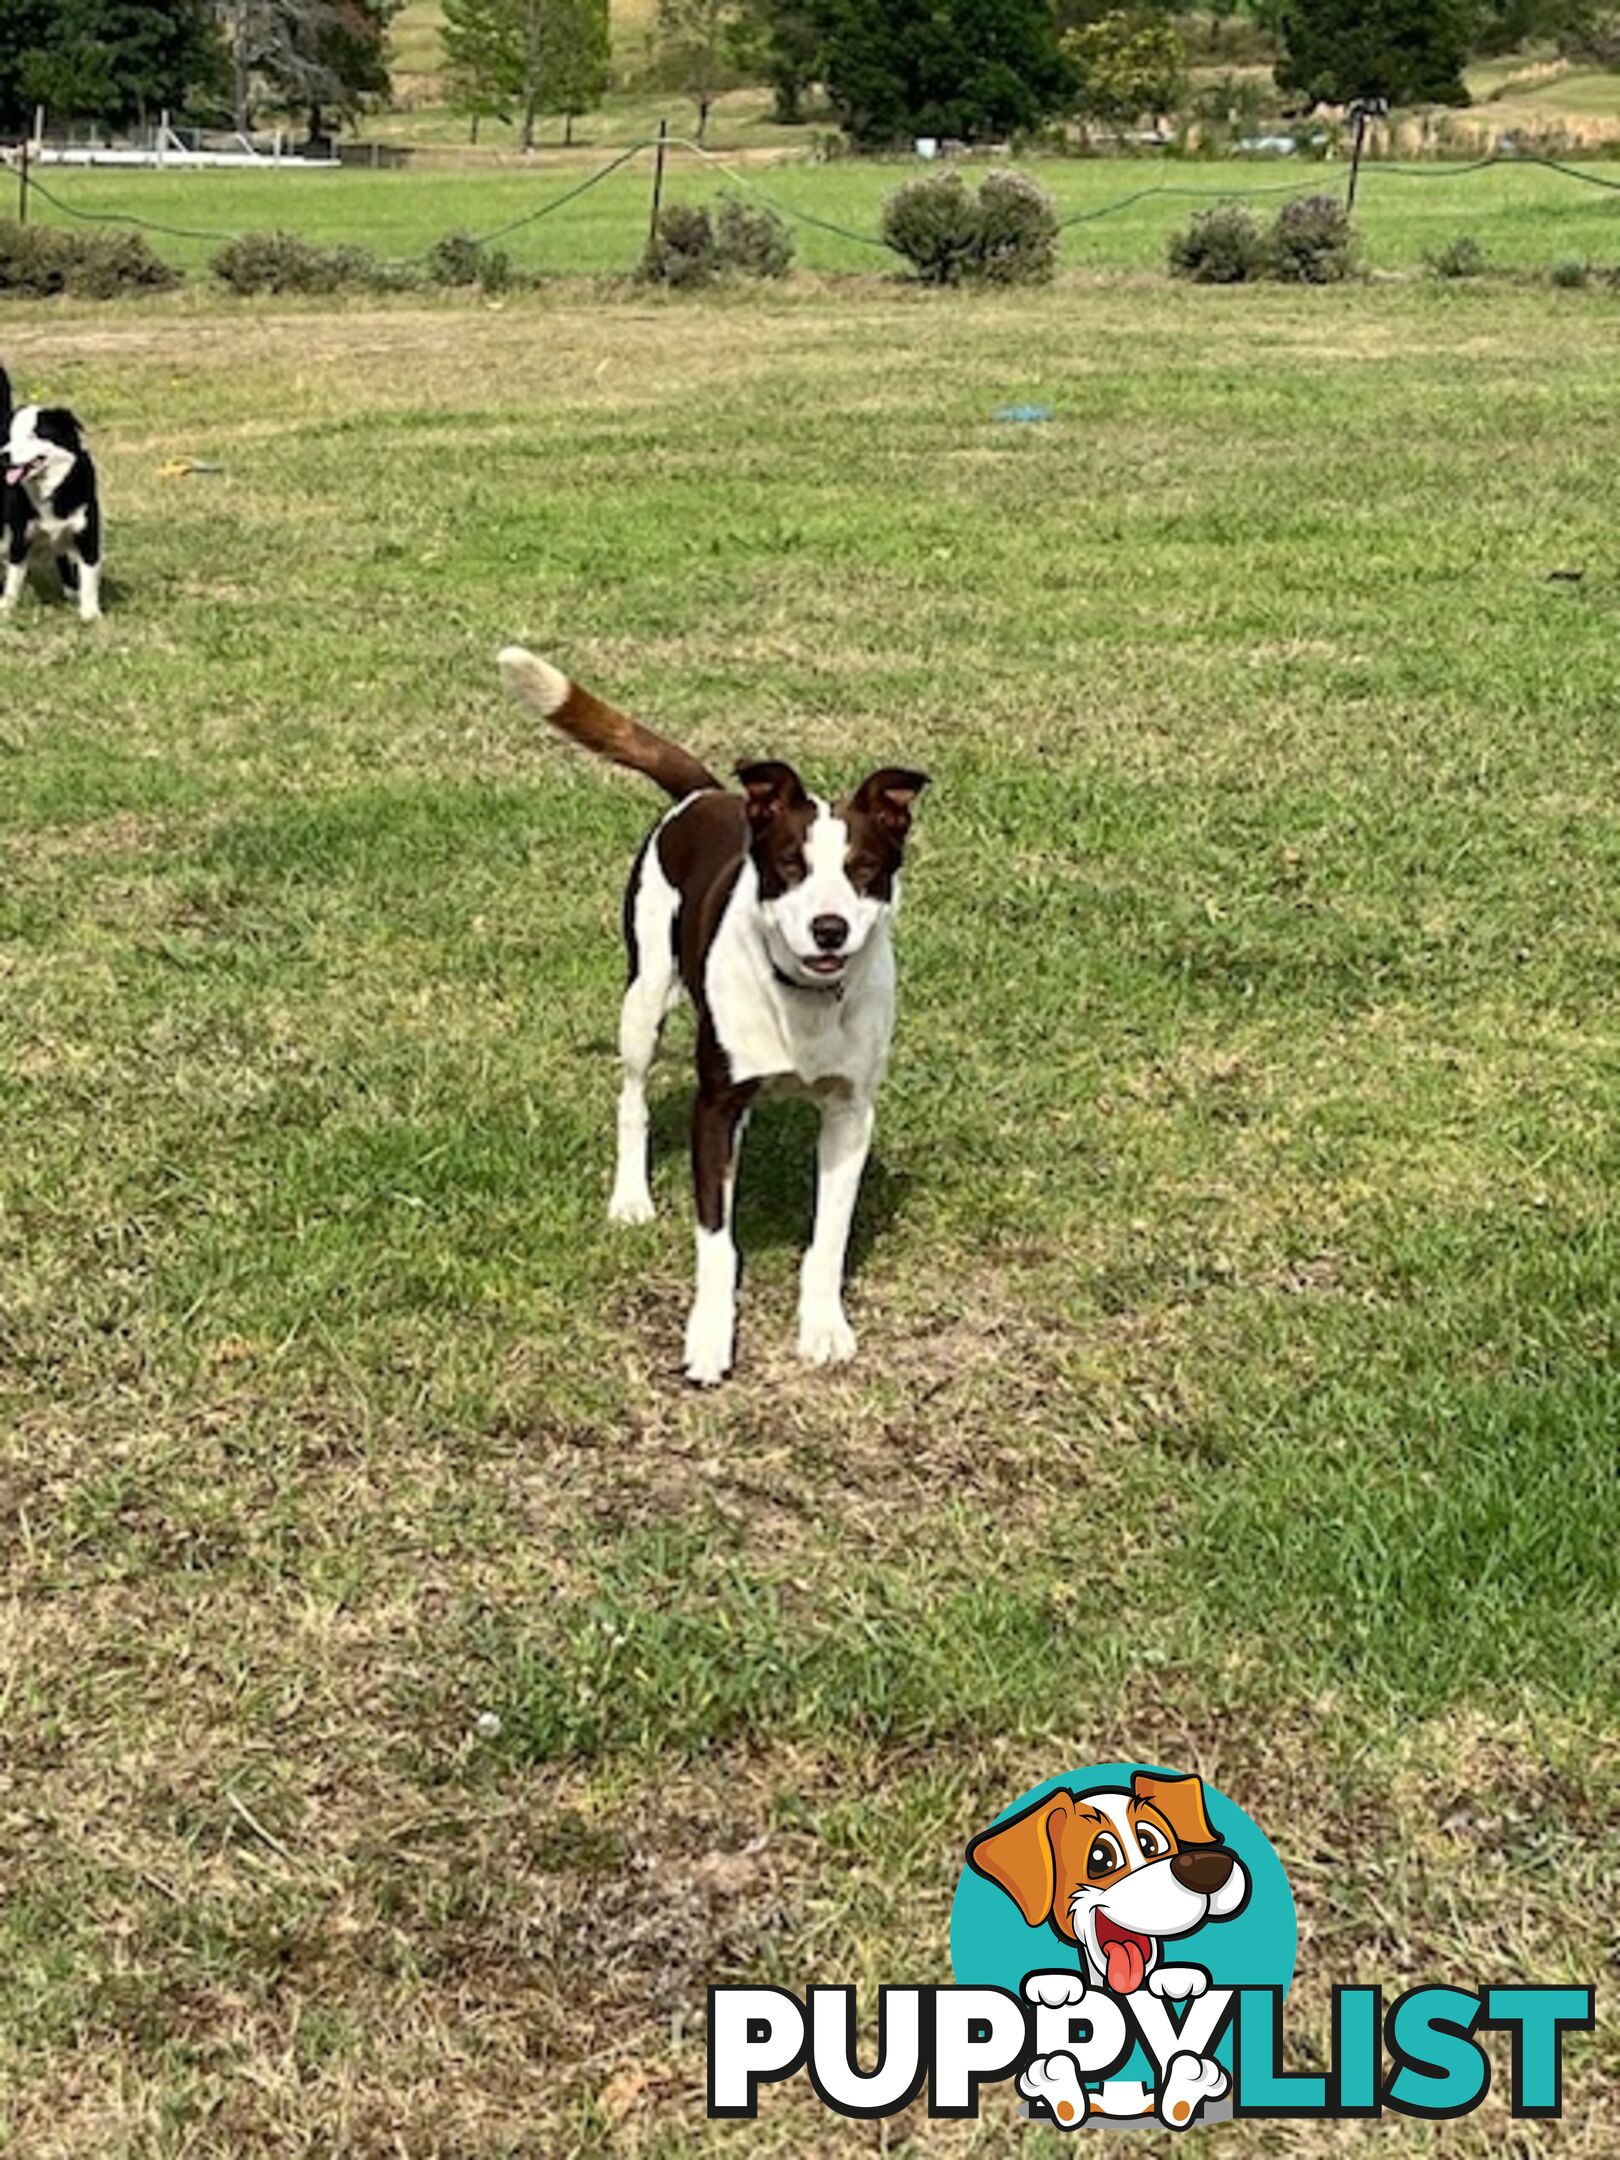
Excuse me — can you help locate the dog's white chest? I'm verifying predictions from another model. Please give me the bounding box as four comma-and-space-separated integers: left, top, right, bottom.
705, 894, 894, 1090
28, 497, 85, 549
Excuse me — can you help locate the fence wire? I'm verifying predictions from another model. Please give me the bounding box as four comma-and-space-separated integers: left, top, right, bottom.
10, 134, 1620, 270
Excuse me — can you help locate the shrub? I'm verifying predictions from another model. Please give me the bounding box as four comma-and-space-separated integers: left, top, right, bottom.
713, 196, 794, 279
1167, 202, 1267, 284
1425, 233, 1488, 280
425, 229, 512, 291
210, 230, 406, 295
0, 221, 179, 298
1266, 193, 1356, 284
881, 172, 982, 286
882, 169, 1057, 287
1549, 255, 1590, 288
643, 198, 796, 286
642, 202, 718, 288
975, 168, 1058, 286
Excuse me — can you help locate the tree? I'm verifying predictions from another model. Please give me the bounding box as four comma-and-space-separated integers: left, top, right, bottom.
1273, 0, 1471, 108
1545, 0, 1620, 60
538, 0, 609, 143
742, 0, 824, 123
442, 0, 519, 138
0, 0, 226, 131
819, 0, 1074, 147
442, 0, 606, 149
654, 0, 749, 141
215, 0, 399, 137
1065, 9, 1187, 131
1469, 0, 1620, 56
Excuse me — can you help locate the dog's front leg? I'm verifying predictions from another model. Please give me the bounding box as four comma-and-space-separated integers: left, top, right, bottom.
683, 1082, 755, 1386
0, 550, 25, 618
797, 1092, 874, 1367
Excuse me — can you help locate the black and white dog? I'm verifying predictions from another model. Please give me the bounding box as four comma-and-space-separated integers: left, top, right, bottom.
499, 646, 927, 1385
2, 365, 104, 623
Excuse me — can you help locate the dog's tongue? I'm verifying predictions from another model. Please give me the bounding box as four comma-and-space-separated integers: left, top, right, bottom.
5, 467, 23, 486
1104, 1936, 1147, 1994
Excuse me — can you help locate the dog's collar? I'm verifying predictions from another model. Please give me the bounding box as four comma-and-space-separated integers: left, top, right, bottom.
770, 958, 845, 1001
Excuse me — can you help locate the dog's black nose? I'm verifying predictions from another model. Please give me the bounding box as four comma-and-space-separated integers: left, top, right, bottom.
811, 914, 849, 951
1170, 1848, 1234, 1895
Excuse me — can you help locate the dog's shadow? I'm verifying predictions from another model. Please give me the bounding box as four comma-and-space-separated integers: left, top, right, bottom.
647, 1093, 909, 1275
20, 560, 121, 611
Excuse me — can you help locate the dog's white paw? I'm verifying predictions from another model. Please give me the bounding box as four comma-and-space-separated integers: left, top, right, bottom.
1147, 1965, 1209, 2003
683, 1304, 733, 1387
1023, 1970, 1091, 2009
797, 1303, 856, 1367
1018, 2052, 1089, 2130
1158, 2051, 1228, 2131
607, 1187, 656, 1226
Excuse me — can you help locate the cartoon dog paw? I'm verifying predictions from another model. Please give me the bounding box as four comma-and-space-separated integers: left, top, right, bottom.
1147, 1964, 1209, 2003
1022, 1970, 1091, 2009
1019, 2051, 1090, 2129
1157, 2050, 1229, 2130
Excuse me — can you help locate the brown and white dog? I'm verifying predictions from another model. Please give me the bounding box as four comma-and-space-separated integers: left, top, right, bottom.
968, 1772, 1248, 2131
498, 646, 927, 1384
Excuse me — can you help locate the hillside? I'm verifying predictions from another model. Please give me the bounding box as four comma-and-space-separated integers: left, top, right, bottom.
384, 9, 1620, 156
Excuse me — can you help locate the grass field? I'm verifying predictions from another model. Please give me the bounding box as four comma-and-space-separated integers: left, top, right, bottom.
1, 271, 1617, 2154
21, 147, 1620, 278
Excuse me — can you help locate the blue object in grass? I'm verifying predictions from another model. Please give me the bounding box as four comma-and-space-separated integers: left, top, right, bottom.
993, 403, 1053, 424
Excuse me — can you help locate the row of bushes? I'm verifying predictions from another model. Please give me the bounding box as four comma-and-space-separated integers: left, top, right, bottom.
1165, 201, 1620, 288
880, 170, 1058, 286
643, 197, 795, 286
1168, 197, 1358, 285
6, 199, 1620, 301
0, 218, 522, 299
0, 199, 797, 299
210, 226, 520, 295
0, 221, 180, 299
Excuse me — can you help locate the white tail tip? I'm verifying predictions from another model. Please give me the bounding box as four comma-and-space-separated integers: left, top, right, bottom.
497, 644, 571, 717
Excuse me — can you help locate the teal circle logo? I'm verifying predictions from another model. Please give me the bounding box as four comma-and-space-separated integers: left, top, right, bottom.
950, 1763, 1295, 2101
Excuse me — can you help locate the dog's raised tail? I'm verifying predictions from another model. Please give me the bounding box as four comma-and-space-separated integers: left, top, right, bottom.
498, 646, 720, 802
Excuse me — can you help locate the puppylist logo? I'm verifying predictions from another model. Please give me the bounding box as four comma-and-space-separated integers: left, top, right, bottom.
708, 1762, 1594, 2130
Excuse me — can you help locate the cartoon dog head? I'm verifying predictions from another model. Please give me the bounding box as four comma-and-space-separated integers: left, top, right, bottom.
966, 1772, 1249, 1995
736, 761, 928, 989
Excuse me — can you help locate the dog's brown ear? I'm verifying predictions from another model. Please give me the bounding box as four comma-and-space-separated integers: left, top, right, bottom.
1132, 1771, 1219, 1848
848, 767, 929, 840
736, 760, 810, 831
967, 1792, 1073, 1928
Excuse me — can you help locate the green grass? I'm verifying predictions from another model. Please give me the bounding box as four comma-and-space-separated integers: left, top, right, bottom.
1, 276, 1617, 2153
21, 146, 1620, 280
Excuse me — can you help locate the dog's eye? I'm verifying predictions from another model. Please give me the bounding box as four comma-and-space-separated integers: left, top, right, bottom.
846, 854, 881, 888
1136, 1824, 1168, 1859
779, 850, 807, 881
1086, 1834, 1123, 1879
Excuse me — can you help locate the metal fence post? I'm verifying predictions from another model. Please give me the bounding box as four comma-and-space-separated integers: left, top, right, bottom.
647, 117, 669, 261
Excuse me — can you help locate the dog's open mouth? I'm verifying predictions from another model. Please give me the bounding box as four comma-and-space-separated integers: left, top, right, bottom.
1094, 1913, 1155, 1995
800, 953, 847, 977
5, 460, 42, 488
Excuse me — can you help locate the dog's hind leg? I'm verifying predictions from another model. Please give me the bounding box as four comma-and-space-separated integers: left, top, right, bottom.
72, 499, 102, 622
797, 1092, 875, 1367
608, 838, 680, 1224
